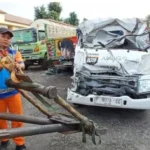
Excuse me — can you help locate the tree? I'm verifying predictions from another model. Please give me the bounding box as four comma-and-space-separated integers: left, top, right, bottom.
145, 15, 150, 27
34, 3, 79, 25
47, 2, 62, 21
47, 2, 62, 17
34, 2, 62, 20
64, 18, 70, 24
64, 12, 79, 26
47, 11, 59, 20
34, 5, 48, 20
83, 18, 87, 21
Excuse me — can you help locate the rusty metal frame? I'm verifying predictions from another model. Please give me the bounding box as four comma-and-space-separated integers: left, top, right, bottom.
0, 113, 80, 140
0, 67, 107, 145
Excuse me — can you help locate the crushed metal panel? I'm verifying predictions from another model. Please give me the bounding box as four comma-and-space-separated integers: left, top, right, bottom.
78, 18, 150, 49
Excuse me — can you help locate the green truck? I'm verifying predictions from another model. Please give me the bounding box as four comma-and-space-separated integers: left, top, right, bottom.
11, 19, 76, 70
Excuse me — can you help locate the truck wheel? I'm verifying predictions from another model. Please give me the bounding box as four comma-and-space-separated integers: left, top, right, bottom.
25, 64, 29, 70
41, 54, 48, 70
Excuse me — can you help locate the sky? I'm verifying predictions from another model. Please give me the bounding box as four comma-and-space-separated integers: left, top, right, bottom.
0, 0, 150, 22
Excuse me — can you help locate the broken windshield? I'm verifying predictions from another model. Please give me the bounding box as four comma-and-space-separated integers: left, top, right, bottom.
97, 30, 150, 50
78, 18, 150, 50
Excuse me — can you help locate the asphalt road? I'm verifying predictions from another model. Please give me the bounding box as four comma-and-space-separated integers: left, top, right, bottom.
6, 68, 150, 150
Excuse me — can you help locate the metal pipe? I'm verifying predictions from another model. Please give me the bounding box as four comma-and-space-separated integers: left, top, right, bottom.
6, 79, 57, 99
0, 124, 76, 140
0, 113, 53, 125
6, 80, 93, 131
5, 79, 103, 136
18, 89, 53, 117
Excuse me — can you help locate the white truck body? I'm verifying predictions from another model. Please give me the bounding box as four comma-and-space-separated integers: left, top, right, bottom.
67, 18, 150, 110
31, 19, 76, 38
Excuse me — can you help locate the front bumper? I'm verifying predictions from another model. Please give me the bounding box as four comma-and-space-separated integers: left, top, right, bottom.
67, 89, 150, 109
23, 55, 41, 61
22, 52, 46, 61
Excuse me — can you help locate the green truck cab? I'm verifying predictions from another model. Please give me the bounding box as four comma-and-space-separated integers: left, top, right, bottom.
12, 27, 47, 69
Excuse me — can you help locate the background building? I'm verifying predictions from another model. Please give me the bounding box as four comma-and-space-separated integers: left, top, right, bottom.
0, 9, 32, 30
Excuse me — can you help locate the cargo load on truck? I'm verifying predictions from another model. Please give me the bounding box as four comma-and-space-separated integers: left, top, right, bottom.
67, 18, 150, 110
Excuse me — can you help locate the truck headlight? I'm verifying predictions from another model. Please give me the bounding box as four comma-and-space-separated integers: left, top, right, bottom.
138, 75, 150, 93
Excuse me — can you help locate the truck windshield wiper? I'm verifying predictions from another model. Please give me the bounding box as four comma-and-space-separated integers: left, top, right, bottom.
97, 42, 105, 48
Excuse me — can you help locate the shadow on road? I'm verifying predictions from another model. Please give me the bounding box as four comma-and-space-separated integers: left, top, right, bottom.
25, 66, 44, 72
26, 66, 73, 76
75, 105, 148, 125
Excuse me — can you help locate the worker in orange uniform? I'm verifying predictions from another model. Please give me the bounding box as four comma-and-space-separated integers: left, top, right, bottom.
0, 27, 28, 150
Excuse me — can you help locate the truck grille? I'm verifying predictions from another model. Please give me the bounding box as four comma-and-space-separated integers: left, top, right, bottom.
75, 71, 139, 98
19, 49, 33, 54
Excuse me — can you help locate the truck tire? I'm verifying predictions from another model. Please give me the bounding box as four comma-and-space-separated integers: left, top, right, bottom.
41, 53, 48, 70
25, 64, 30, 70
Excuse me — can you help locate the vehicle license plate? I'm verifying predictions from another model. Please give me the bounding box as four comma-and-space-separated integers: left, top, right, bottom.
95, 96, 122, 107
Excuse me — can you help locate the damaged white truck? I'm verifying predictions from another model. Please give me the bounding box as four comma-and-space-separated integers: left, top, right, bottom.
67, 18, 150, 110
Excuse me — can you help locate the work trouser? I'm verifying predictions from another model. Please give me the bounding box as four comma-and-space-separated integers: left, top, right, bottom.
0, 93, 25, 146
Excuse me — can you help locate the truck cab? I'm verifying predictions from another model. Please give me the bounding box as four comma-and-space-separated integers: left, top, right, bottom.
12, 26, 47, 69
67, 18, 150, 110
